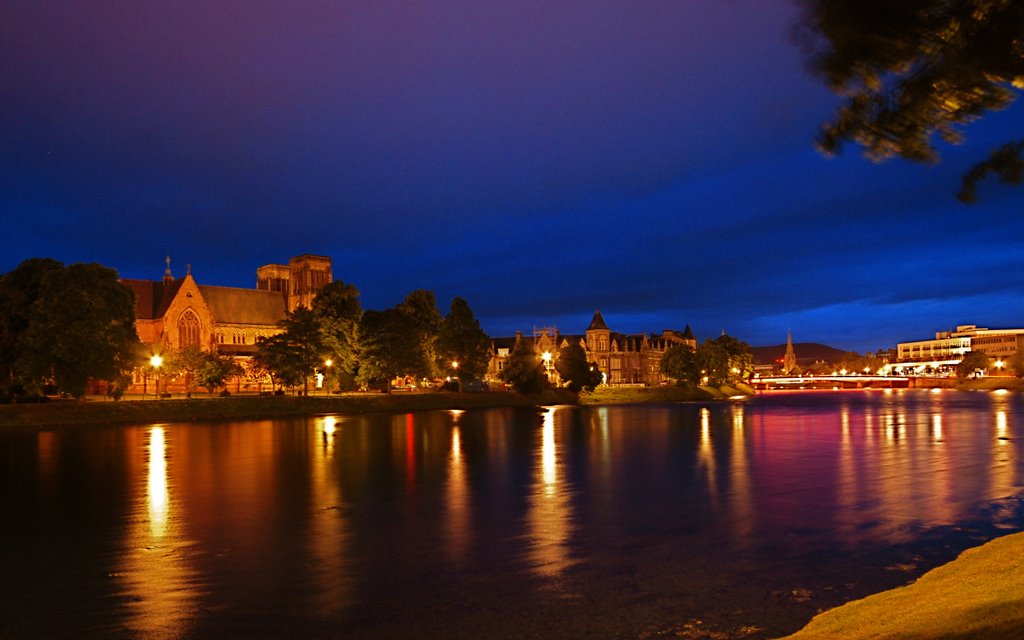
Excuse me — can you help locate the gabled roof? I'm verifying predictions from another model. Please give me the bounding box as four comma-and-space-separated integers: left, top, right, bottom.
587, 310, 609, 331
198, 285, 287, 326
121, 278, 184, 319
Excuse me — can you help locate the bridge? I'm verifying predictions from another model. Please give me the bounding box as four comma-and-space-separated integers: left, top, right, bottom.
753, 375, 911, 390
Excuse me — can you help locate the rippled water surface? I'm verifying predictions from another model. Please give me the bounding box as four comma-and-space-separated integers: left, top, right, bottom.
3, 390, 1023, 638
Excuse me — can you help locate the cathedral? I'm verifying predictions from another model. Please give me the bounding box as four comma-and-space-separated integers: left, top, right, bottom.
118, 255, 332, 393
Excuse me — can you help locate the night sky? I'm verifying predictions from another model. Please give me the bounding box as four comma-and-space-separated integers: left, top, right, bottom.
3, 1, 1022, 352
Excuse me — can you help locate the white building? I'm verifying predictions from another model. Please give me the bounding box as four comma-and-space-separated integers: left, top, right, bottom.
891, 324, 1024, 374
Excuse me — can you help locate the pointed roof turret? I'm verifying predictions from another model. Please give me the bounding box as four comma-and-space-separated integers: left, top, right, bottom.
163, 255, 174, 286
683, 324, 695, 340
587, 310, 609, 331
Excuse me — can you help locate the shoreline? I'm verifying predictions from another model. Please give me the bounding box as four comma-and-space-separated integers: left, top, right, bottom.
0, 385, 730, 429
1, 379, 1018, 429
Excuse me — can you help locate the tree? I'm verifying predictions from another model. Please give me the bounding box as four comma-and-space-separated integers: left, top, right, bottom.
499, 336, 547, 394
254, 307, 326, 394
168, 347, 239, 396
397, 289, 443, 380
660, 342, 700, 386
436, 297, 491, 386
798, 0, 1024, 200
312, 280, 362, 382
710, 334, 755, 382
696, 339, 730, 386
15, 262, 140, 398
554, 341, 602, 392
0, 258, 65, 399
956, 350, 990, 380
1008, 352, 1024, 379
356, 308, 424, 392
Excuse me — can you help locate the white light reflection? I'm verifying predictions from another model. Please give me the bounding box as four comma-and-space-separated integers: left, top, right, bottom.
310, 415, 351, 612
445, 425, 469, 562
991, 393, 1014, 498
118, 426, 198, 639
321, 416, 338, 457
525, 407, 576, 580
148, 427, 168, 538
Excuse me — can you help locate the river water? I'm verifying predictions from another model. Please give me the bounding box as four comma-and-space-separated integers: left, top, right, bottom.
2, 390, 1023, 639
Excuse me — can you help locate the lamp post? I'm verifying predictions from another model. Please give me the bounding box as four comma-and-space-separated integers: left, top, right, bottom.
149, 354, 163, 399
323, 358, 333, 395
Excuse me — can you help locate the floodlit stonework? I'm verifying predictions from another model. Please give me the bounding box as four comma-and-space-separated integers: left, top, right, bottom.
489, 311, 697, 386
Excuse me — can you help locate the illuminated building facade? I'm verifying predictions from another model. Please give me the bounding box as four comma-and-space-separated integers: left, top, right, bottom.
891, 324, 1024, 374
488, 311, 697, 386
122, 254, 331, 384
897, 324, 1024, 362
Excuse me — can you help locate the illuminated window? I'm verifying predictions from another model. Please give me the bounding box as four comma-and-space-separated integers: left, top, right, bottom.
178, 309, 201, 349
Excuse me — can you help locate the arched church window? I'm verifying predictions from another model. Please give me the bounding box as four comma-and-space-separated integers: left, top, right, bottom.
178, 309, 201, 350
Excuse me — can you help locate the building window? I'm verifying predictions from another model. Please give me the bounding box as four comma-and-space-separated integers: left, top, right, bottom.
178, 309, 201, 349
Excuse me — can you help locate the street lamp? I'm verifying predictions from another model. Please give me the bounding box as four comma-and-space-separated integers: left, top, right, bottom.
149, 354, 163, 399
323, 358, 333, 395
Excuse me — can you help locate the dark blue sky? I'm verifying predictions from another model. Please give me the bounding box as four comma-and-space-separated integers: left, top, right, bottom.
3, 1, 1022, 352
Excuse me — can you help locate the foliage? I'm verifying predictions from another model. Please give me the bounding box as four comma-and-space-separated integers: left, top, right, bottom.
798, 0, 1024, 200
499, 337, 547, 394
436, 297, 491, 384
1008, 352, 1024, 379
554, 341, 602, 392
956, 350, 991, 380
15, 262, 139, 398
703, 334, 754, 385
834, 352, 888, 375
356, 308, 424, 391
168, 347, 240, 395
397, 289, 443, 380
0, 258, 65, 398
660, 342, 700, 385
312, 280, 362, 378
254, 307, 326, 393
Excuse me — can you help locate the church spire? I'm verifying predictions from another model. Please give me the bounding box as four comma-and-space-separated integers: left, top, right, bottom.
783, 330, 797, 374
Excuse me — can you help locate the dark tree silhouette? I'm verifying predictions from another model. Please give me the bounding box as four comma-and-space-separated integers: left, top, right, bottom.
798, 0, 1024, 201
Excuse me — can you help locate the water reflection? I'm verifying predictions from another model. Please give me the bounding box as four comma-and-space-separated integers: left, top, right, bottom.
524, 407, 576, 579
310, 416, 351, 613
149, 427, 169, 538
698, 407, 716, 503
729, 403, 754, 545
445, 417, 470, 563
118, 426, 198, 639
7, 391, 1024, 638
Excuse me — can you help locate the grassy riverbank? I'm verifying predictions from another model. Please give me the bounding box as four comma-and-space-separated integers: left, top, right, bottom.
0, 383, 749, 429
0, 390, 575, 429
781, 531, 1024, 639
579, 383, 755, 405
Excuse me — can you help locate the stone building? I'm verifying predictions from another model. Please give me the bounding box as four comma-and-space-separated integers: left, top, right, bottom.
488, 311, 696, 386
121, 254, 332, 392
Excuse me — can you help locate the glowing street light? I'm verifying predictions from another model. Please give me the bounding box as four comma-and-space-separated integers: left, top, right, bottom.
149, 354, 163, 398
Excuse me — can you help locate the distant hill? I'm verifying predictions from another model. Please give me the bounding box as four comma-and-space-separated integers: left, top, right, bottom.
750, 343, 853, 366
